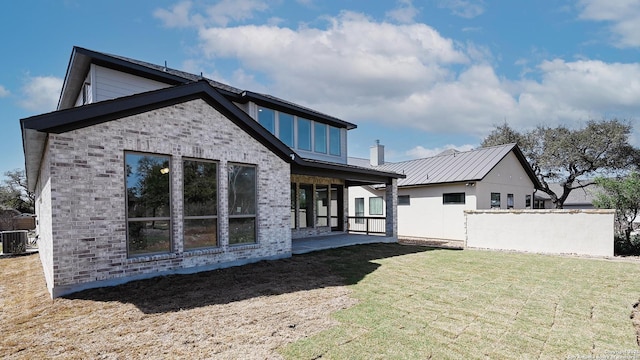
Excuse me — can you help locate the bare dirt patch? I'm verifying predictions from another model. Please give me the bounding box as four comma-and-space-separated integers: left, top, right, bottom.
0, 252, 360, 359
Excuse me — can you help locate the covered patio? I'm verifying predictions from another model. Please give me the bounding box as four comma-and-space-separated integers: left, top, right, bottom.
292, 233, 396, 254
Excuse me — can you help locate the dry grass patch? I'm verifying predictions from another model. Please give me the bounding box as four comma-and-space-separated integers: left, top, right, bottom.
0, 245, 425, 359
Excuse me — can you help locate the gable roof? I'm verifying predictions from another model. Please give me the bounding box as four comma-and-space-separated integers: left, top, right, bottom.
22, 80, 402, 191
59, 47, 356, 130
351, 143, 541, 189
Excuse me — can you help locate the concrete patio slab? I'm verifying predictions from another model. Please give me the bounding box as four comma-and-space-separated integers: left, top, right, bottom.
292, 233, 396, 254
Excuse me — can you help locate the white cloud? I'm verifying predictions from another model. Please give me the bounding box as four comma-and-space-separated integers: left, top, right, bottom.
154, 0, 269, 28
437, 0, 485, 19
386, 0, 419, 24
406, 144, 475, 158
577, 0, 640, 48
154, 1, 200, 28
206, 0, 269, 26
19, 76, 63, 112
160, 5, 640, 143
0, 85, 9, 97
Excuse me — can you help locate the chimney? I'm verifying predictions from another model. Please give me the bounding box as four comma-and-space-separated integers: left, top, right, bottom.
370, 140, 384, 166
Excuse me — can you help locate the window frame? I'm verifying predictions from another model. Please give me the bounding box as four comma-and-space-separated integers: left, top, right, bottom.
491, 192, 501, 208
369, 196, 383, 216
227, 163, 258, 245
507, 193, 514, 209
257, 107, 275, 133
297, 118, 312, 151
182, 158, 219, 250
329, 126, 341, 156
443, 192, 465, 205
398, 195, 411, 206
315, 185, 329, 226
314, 122, 327, 154
355, 197, 365, 224
298, 183, 314, 228
124, 151, 172, 257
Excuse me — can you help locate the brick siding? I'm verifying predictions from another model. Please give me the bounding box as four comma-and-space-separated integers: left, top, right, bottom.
37, 99, 291, 297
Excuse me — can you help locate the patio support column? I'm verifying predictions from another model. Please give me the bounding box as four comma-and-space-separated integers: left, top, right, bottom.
385, 178, 398, 239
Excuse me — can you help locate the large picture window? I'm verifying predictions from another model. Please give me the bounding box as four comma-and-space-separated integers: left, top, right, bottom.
125, 152, 171, 256
183, 159, 218, 250
228, 164, 257, 245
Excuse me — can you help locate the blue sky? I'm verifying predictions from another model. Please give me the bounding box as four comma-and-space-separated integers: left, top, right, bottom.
2, 0, 640, 177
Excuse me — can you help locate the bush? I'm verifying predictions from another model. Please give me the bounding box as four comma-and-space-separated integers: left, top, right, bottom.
614, 235, 640, 256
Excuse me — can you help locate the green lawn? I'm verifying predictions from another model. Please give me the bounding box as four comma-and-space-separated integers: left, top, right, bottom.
281, 245, 640, 359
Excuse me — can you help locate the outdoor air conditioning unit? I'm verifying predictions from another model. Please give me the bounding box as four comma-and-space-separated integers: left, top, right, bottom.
1, 230, 28, 254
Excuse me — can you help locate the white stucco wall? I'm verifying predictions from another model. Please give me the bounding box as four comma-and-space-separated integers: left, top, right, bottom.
465, 209, 615, 257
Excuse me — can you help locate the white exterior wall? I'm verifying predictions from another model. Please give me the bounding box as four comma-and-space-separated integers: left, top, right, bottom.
465, 210, 615, 257
348, 185, 385, 217
476, 152, 534, 209
41, 99, 290, 297
73, 65, 170, 105
398, 184, 477, 241
347, 151, 535, 241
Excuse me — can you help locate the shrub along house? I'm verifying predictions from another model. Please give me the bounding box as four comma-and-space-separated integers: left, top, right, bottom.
348, 142, 541, 242
21, 47, 403, 298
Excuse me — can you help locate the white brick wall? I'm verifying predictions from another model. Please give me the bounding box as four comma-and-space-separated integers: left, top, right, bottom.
39, 99, 291, 297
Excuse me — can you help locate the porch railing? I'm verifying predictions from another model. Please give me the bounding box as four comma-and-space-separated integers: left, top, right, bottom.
347, 216, 386, 235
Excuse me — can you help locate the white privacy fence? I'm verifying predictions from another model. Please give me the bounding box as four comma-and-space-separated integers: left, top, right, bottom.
465, 209, 615, 257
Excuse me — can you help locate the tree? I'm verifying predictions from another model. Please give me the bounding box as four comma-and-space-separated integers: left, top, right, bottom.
593, 173, 640, 252
0, 169, 34, 213
482, 119, 637, 208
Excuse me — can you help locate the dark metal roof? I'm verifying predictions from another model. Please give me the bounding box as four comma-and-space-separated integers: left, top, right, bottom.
23, 80, 401, 191
59, 47, 356, 129
349, 144, 541, 189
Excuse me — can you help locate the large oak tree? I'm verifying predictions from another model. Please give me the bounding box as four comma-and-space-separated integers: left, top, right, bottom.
481, 119, 637, 208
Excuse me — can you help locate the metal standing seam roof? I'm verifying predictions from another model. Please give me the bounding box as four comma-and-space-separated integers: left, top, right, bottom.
371, 143, 527, 187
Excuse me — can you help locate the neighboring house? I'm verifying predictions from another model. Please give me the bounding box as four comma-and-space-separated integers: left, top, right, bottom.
21, 47, 403, 298
534, 182, 598, 209
348, 142, 541, 241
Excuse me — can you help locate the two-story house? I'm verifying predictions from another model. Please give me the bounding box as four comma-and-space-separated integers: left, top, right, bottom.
21, 47, 403, 298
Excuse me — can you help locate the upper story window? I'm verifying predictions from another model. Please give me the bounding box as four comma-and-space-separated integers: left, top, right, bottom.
279, 113, 294, 147
314, 123, 327, 153
258, 107, 275, 133
298, 118, 312, 151
329, 126, 341, 156
256, 106, 342, 158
